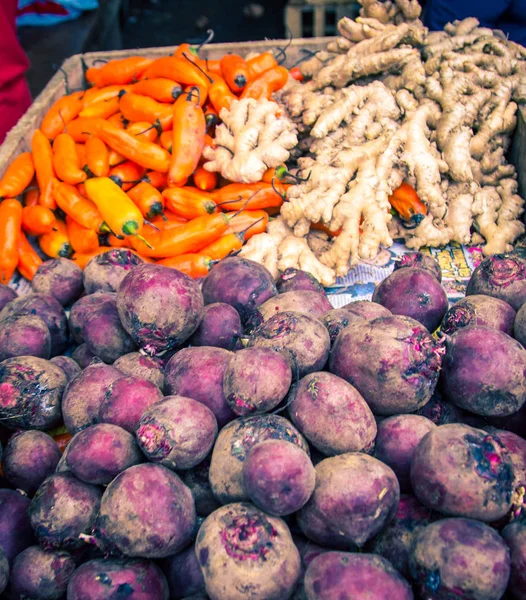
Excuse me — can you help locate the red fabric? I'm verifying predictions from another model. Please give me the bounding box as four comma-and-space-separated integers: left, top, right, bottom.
0, 0, 32, 144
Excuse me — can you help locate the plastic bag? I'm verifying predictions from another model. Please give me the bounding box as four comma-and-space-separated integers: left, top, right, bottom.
17, 0, 99, 27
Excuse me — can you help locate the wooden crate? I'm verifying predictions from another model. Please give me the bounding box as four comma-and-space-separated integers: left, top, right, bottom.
285, 0, 359, 38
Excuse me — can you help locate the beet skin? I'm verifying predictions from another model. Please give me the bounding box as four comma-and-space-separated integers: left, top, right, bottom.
50, 355, 81, 382
69, 291, 116, 344
502, 520, 526, 600
0, 285, 17, 312
394, 251, 442, 281
441, 294, 516, 336
0, 489, 35, 564
277, 268, 326, 294
0, 315, 51, 361
83, 248, 144, 294
31, 258, 83, 306
113, 352, 165, 389
189, 302, 242, 350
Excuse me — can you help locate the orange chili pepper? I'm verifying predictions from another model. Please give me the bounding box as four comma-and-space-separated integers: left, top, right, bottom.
246, 52, 278, 81
157, 253, 213, 277
184, 83, 208, 106
388, 182, 427, 226
76, 144, 88, 171
132, 212, 228, 258
150, 209, 187, 226
201, 216, 265, 260
224, 209, 269, 238
159, 130, 172, 153
108, 232, 133, 248
132, 78, 183, 103
40, 91, 84, 140
212, 182, 286, 210
17, 231, 42, 281
0, 199, 23, 284
193, 166, 217, 191
126, 121, 159, 143
241, 66, 289, 100
120, 93, 173, 130
22, 205, 57, 236
108, 150, 126, 167
128, 181, 165, 219
96, 120, 171, 172
82, 85, 131, 107
86, 57, 153, 87
39, 219, 72, 259
202, 58, 222, 76
66, 215, 100, 253
208, 75, 236, 114
85, 136, 110, 177
143, 171, 168, 190
32, 129, 56, 209
0, 153, 35, 199
289, 66, 304, 82
65, 117, 105, 143
77, 183, 88, 198
79, 96, 121, 120
53, 133, 87, 185
24, 188, 40, 207
109, 161, 145, 191
310, 222, 342, 237
162, 187, 216, 219
140, 56, 212, 90
107, 112, 129, 129
169, 88, 206, 186
220, 54, 249, 93
203, 104, 219, 131
173, 43, 196, 60
52, 180, 108, 233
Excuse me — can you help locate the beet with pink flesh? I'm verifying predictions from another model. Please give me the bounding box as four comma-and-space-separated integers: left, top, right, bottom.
330, 315, 443, 415
0, 489, 35, 564
67, 558, 169, 600
160, 546, 206, 600
242, 440, 315, 516
410, 423, 514, 521
514, 301, 526, 347
29, 473, 102, 550
96, 463, 196, 558
50, 355, 81, 382
83, 297, 136, 363
297, 453, 400, 549
502, 520, 526, 600
288, 371, 377, 456
441, 294, 516, 336
117, 263, 204, 355
69, 292, 116, 344
209, 414, 309, 504
0, 315, 51, 361
113, 352, 165, 389
98, 375, 164, 433
137, 395, 217, 470
278, 268, 326, 294
0, 293, 68, 356
2, 430, 61, 495
5, 545, 75, 600
372, 267, 448, 332
304, 552, 414, 600
65, 423, 143, 485
71, 343, 100, 369
164, 347, 235, 427
0, 285, 16, 312
321, 309, 366, 345
367, 495, 436, 578
188, 302, 242, 350
248, 311, 330, 378
341, 300, 392, 320
0, 547, 7, 595
409, 518, 510, 600
201, 256, 277, 324
0, 356, 67, 430
413, 390, 464, 425
375, 414, 436, 491
394, 251, 442, 282
179, 457, 220, 517
83, 248, 144, 294
62, 362, 123, 434
31, 258, 83, 306
223, 347, 292, 416
441, 325, 526, 417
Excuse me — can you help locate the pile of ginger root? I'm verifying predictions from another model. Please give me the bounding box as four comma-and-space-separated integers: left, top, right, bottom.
239, 0, 526, 285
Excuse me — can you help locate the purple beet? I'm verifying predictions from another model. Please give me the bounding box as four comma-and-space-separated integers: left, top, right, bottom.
188, 302, 242, 350
466, 252, 526, 311
0, 285, 17, 312
394, 251, 442, 282
0, 315, 51, 361
413, 390, 464, 425
491, 429, 526, 509
71, 343, 99, 369
62, 362, 123, 434
372, 267, 449, 332
179, 457, 220, 517
31, 258, 84, 306
441, 294, 516, 335
201, 256, 277, 324
67, 558, 169, 600
375, 415, 436, 491
6, 546, 75, 600
69, 292, 116, 344
160, 546, 206, 600
277, 268, 326, 294
164, 346, 235, 427
0, 489, 35, 564
514, 301, 526, 347
83, 248, 144, 294
242, 439, 315, 516
502, 520, 526, 600
96, 464, 196, 558
321, 308, 366, 345
2, 430, 61, 495
29, 473, 102, 549
50, 355, 81, 382
64, 424, 143, 485
113, 352, 165, 389
98, 375, 164, 433
342, 300, 392, 320
441, 325, 526, 416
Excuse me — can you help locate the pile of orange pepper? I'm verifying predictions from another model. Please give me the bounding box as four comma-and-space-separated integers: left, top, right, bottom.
0, 44, 297, 284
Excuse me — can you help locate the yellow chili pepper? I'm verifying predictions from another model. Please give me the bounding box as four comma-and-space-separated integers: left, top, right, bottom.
38, 219, 73, 259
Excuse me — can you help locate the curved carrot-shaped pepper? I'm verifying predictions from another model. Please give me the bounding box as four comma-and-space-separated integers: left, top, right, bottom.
202, 58, 222, 76
86, 57, 153, 87
52, 180, 108, 233
193, 166, 217, 191
108, 150, 126, 167
159, 130, 172, 153
143, 171, 168, 190
66, 117, 105, 143
200, 216, 264, 260
220, 54, 249, 93
40, 91, 84, 140
132, 78, 183, 103
109, 161, 145, 191
157, 253, 213, 278
246, 52, 278, 81
32, 129, 56, 209
22, 205, 56, 236
53, 133, 87, 185
79, 96, 121, 120
39, 219, 72, 259
82, 85, 131, 107
162, 186, 216, 219
289, 66, 304, 82
128, 181, 165, 219
388, 182, 427, 226
126, 122, 158, 143
168, 88, 206, 186
66, 215, 99, 253
96, 120, 171, 172
208, 75, 236, 114
241, 66, 289, 100
0, 199, 23, 284
76, 143, 88, 171
212, 182, 286, 210
107, 112, 129, 129
140, 56, 212, 90
24, 188, 40, 207
224, 210, 269, 238
120, 93, 173, 130
85, 136, 110, 177
0, 153, 35, 199
18, 231, 42, 281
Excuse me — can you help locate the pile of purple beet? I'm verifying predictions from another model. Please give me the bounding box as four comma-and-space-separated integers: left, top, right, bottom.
0, 247, 525, 600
